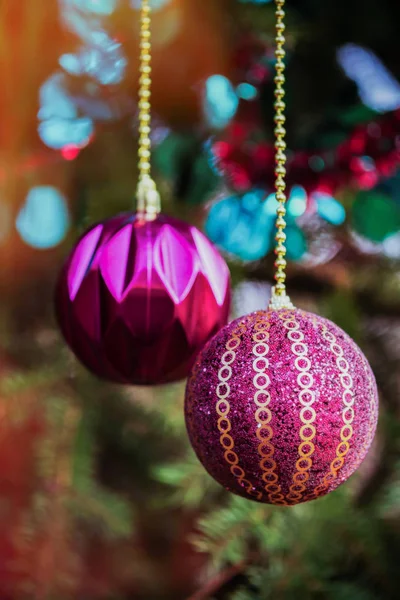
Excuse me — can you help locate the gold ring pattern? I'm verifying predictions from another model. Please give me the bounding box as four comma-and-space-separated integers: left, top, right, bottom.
306, 320, 355, 500
216, 320, 262, 500
251, 313, 286, 504
278, 310, 316, 504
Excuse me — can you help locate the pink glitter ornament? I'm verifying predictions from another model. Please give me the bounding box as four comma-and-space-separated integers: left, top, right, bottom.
56, 213, 230, 385
185, 308, 378, 505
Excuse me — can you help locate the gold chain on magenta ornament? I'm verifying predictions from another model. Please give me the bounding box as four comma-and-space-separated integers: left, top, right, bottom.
136, 0, 161, 220
269, 0, 294, 311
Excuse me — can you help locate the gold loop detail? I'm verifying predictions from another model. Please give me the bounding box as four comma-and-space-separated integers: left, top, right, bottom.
304, 322, 356, 501
254, 390, 272, 407
251, 314, 285, 504
216, 322, 262, 500
218, 417, 231, 433
218, 366, 233, 382
278, 312, 317, 504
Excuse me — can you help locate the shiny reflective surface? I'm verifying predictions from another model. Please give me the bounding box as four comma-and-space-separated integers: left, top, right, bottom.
56, 213, 230, 385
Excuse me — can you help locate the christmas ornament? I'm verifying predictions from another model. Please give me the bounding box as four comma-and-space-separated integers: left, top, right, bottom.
185, 308, 378, 504
55, 0, 230, 385
56, 213, 230, 384
184, 0, 379, 504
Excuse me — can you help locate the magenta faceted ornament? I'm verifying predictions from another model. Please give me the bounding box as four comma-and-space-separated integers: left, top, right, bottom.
185, 308, 378, 505
56, 213, 230, 385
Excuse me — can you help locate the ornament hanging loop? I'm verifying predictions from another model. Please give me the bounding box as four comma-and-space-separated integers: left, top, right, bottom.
136, 0, 161, 220
269, 0, 293, 310
137, 175, 161, 221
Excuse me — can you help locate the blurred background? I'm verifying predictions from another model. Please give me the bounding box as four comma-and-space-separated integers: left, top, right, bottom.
0, 0, 399, 598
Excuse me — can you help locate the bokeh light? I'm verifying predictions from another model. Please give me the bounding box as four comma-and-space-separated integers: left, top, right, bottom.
62, 144, 81, 160
204, 75, 239, 129
59, 0, 116, 42
352, 190, 400, 242
16, 187, 70, 249
59, 32, 127, 85
265, 186, 307, 218
314, 192, 346, 225
285, 224, 307, 261
38, 73, 94, 150
236, 82, 258, 100
337, 44, 400, 113
205, 189, 274, 261
287, 186, 307, 217
70, 83, 133, 121
233, 280, 272, 318
131, 0, 171, 10
264, 192, 279, 216
382, 232, 400, 259
67, 0, 118, 15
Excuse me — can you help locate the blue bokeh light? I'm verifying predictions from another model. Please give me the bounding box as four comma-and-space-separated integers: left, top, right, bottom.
314, 192, 346, 225
60, 0, 118, 16
285, 225, 307, 261
59, 32, 127, 85
71, 84, 133, 120
38, 73, 94, 149
287, 186, 307, 217
265, 192, 279, 216
337, 44, 400, 113
39, 73, 77, 121
59, 0, 116, 43
205, 191, 274, 261
204, 75, 239, 129
236, 82, 258, 100
265, 187, 307, 218
38, 117, 93, 150
206, 188, 309, 262
16, 187, 70, 249
130, 0, 170, 10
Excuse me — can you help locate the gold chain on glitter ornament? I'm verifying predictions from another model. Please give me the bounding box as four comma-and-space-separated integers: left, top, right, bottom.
136, 0, 161, 220
269, 0, 294, 311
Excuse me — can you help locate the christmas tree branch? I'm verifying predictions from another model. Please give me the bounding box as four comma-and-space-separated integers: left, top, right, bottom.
187, 558, 249, 600
355, 326, 400, 507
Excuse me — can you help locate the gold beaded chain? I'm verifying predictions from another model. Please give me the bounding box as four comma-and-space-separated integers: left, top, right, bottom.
269, 0, 294, 311
136, 0, 161, 220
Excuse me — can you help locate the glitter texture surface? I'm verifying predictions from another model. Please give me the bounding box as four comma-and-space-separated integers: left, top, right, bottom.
56, 213, 230, 385
185, 309, 379, 505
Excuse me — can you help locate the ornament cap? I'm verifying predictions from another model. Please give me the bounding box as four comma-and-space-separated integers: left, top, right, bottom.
268, 286, 294, 310
136, 176, 161, 221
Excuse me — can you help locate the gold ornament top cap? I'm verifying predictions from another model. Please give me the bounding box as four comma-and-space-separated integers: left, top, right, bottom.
136, 0, 160, 221
269, 0, 293, 310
